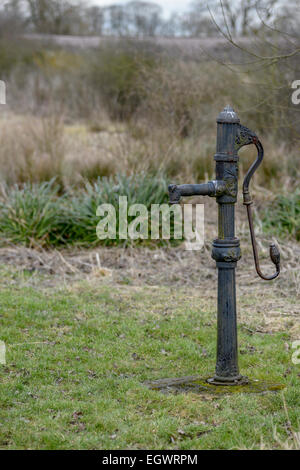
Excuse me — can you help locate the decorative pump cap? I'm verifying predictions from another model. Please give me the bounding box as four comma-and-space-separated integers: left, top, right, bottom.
217, 105, 240, 124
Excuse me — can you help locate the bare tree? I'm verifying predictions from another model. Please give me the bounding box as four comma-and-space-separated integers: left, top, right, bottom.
207, 0, 300, 64
101, 1, 163, 37
84, 6, 104, 36
206, 0, 300, 141
103, 4, 129, 36
187, 0, 281, 37
159, 12, 182, 37
25, 0, 86, 35
126, 1, 163, 37
0, 0, 26, 36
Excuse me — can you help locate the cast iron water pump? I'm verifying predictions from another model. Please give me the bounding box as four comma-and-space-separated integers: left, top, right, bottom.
168, 106, 280, 386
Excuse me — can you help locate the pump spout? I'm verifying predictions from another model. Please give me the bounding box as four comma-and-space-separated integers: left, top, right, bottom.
168, 181, 222, 204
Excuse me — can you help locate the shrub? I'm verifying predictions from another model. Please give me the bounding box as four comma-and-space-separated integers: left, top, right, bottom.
0, 38, 43, 77
89, 41, 158, 120
139, 60, 242, 138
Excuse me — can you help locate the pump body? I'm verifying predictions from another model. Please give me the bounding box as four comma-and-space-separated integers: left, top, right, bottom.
168, 106, 280, 385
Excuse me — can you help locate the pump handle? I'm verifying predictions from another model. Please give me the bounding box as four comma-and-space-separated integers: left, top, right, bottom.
236, 125, 280, 281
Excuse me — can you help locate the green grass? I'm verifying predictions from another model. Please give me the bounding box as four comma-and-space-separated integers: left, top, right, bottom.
261, 191, 300, 241
0, 271, 299, 449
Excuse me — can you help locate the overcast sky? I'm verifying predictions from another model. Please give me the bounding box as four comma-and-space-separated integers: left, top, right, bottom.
92, 0, 191, 17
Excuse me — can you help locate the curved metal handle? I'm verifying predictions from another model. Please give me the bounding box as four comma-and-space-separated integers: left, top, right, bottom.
245, 203, 280, 280
236, 126, 280, 281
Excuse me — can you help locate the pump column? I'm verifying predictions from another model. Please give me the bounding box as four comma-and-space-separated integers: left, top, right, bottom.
208, 106, 246, 385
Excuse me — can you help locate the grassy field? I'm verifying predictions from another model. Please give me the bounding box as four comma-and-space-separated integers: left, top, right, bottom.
0, 33, 299, 451
0, 264, 299, 450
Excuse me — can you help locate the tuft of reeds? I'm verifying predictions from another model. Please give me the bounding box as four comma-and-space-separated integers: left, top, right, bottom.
65, 173, 170, 247
0, 179, 66, 247
0, 174, 172, 248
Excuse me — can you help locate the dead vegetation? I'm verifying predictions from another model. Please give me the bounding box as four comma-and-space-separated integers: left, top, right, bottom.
0, 110, 298, 190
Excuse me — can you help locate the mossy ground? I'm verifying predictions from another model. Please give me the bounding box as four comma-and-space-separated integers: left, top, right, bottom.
0, 264, 299, 450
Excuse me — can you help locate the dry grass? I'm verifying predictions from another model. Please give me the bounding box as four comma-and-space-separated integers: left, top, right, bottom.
260, 397, 300, 450
0, 110, 298, 190
0, 110, 214, 185
0, 113, 64, 184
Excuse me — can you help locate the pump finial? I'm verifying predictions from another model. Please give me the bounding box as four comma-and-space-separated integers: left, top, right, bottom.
217, 105, 240, 123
